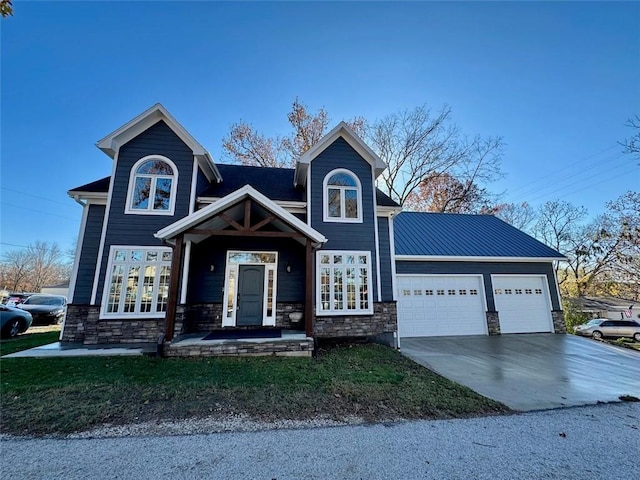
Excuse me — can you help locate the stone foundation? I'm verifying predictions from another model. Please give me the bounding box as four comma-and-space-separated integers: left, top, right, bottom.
551, 310, 566, 333
163, 338, 313, 357
63, 304, 164, 345
313, 302, 397, 338
486, 311, 501, 335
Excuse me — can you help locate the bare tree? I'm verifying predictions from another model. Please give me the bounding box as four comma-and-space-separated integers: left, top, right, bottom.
493, 202, 537, 232
0, 241, 70, 292
620, 115, 640, 158
404, 173, 495, 213
222, 98, 365, 168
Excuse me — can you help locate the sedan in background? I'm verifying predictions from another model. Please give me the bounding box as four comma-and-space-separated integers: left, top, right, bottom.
18, 294, 67, 325
0, 304, 33, 338
574, 318, 640, 341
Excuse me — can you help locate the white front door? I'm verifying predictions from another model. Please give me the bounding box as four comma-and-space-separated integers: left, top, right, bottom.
397, 275, 487, 337
492, 275, 554, 334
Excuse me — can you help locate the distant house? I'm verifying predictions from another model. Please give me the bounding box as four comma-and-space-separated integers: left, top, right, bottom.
63, 104, 566, 357
41, 281, 70, 298
572, 296, 638, 321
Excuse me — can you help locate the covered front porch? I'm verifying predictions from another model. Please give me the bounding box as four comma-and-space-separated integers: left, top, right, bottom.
155, 185, 326, 356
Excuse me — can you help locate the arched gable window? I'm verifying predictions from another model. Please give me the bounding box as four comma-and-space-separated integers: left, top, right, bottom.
125, 156, 178, 215
323, 169, 362, 222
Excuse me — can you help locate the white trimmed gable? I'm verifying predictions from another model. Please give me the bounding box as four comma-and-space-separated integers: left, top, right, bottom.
294, 121, 387, 187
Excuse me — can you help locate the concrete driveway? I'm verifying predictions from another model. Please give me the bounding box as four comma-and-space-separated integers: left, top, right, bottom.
400, 334, 640, 411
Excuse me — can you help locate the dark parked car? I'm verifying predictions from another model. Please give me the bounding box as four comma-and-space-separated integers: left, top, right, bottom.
18, 294, 67, 325
0, 304, 33, 338
574, 318, 640, 341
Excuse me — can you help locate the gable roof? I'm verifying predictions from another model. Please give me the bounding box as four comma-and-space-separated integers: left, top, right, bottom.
96, 103, 221, 183
294, 122, 387, 187
394, 212, 566, 261
155, 185, 327, 246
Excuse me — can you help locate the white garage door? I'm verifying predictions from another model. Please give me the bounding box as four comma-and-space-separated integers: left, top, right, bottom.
397, 275, 487, 337
492, 275, 553, 333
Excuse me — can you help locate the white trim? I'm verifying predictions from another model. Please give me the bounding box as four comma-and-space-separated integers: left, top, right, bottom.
295, 122, 386, 187
124, 155, 179, 216
395, 255, 566, 263
155, 185, 327, 245
90, 150, 119, 305
552, 261, 562, 312
180, 241, 192, 304
315, 250, 374, 316
389, 214, 398, 302
100, 245, 173, 319
197, 197, 307, 214
377, 205, 402, 217
189, 157, 198, 215
67, 202, 90, 305
221, 251, 278, 327
68, 191, 108, 203
96, 103, 221, 183
372, 168, 382, 302
306, 166, 312, 227
322, 168, 363, 223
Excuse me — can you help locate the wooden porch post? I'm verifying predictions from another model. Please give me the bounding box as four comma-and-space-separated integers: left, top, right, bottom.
305, 240, 313, 337
164, 234, 184, 342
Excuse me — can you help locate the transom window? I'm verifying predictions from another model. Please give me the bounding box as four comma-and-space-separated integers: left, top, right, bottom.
317, 251, 372, 315
323, 169, 362, 222
126, 156, 178, 215
102, 246, 172, 318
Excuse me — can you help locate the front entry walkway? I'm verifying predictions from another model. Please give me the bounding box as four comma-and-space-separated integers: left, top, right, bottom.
400, 334, 640, 411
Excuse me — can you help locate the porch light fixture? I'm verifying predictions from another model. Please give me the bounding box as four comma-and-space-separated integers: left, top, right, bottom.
286, 262, 292, 273
210, 264, 215, 272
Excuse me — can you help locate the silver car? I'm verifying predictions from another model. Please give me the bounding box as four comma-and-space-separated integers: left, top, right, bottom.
574, 319, 640, 341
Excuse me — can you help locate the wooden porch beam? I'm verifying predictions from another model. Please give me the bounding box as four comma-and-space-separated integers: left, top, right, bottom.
165, 234, 184, 342
191, 229, 304, 238
244, 199, 251, 230
305, 240, 313, 337
219, 212, 244, 231
249, 215, 276, 232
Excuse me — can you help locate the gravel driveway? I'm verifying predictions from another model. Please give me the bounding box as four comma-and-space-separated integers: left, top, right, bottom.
2, 402, 638, 479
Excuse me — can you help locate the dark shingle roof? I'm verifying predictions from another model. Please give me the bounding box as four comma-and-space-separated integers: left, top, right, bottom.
69, 176, 110, 193
394, 212, 565, 259
201, 164, 305, 202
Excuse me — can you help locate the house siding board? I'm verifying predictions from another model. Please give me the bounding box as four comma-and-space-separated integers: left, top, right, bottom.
188, 236, 306, 304
396, 261, 561, 311
196, 168, 209, 196
310, 137, 379, 294
394, 212, 564, 259
73, 204, 106, 304
96, 120, 195, 300
377, 216, 393, 302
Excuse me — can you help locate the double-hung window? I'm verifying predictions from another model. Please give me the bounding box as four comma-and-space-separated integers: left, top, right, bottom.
323, 169, 362, 222
126, 156, 178, 215
317, 251, 372, 315
102, 246, 172, 318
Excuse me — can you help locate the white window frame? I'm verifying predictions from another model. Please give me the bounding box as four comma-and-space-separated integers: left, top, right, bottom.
222, 250, 278, 327
316, 250, 373, 316
100, 245, 173, 319
125, 155, 178, 215
322, 168, 363, 223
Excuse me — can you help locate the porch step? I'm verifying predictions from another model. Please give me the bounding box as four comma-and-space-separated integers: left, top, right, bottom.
163, 336, 314, 358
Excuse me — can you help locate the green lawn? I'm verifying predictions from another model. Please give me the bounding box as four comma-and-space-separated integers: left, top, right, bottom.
0, 332, 509, 436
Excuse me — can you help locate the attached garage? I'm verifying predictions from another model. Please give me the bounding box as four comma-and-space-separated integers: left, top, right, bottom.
393, 212, 567, 338
397, 275, 486, 337
492, 275, 554, 333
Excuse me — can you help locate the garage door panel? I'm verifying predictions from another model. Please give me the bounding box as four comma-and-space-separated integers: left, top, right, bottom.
493, 276, 553, 334
398, 275, 486, 337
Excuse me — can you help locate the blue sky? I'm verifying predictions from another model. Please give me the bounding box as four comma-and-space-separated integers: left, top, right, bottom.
1, 1, 639, 257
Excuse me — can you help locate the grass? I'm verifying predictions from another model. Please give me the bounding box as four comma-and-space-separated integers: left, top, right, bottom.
0, 333, 509, 436
0, 330, 60, 356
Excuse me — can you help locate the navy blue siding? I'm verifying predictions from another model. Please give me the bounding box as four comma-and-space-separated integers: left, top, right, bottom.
188, 237, 306, 304
196, 168, 209, 196
95, 121, 195, 301
377, 216, 394, 302
310, 137, 379, 300
395, 261, 561, 311
72, 204, 105, 304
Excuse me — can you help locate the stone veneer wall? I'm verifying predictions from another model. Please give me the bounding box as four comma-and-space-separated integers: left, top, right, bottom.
163, 338, 313, 357
63, 304, 164, 344
313, 302, 397, 338
485, 311, 501, 335
551, 310, 566, 333
183, 303, 305, 333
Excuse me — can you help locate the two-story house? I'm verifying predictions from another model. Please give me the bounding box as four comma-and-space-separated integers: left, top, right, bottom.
63, 104, 566, 357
